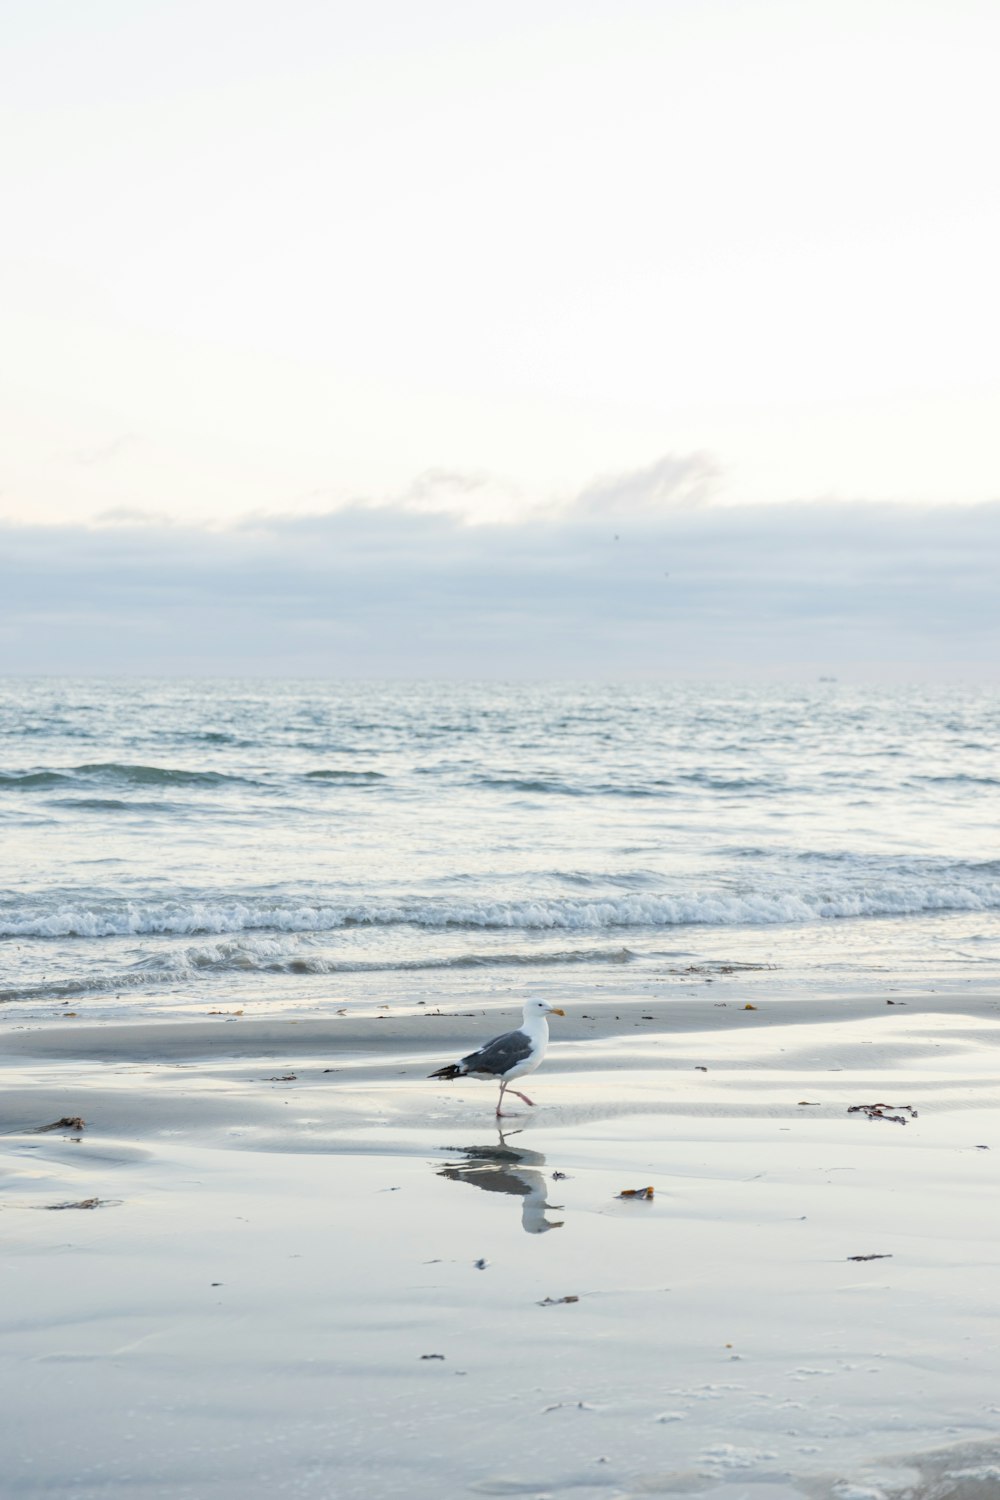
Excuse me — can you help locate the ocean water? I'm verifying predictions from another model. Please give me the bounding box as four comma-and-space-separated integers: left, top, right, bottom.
2, 678, 999, 1018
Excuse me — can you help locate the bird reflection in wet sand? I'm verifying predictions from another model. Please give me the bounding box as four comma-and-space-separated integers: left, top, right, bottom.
436, 1132, 564, 1234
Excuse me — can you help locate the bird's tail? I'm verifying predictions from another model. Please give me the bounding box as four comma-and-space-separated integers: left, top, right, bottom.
428, 1063, 463, 1081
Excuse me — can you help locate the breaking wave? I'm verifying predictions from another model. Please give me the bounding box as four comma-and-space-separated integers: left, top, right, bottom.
5, 871, 1000, 940
0, 943, 638, 1003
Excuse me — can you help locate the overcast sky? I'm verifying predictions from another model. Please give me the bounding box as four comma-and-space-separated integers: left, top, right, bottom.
2, 2, 998, 676
4, 472, 999, 679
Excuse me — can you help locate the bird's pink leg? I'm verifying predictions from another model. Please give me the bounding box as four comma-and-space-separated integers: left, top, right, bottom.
507, 1088, 535, 1107
496, 1083, 511, 1118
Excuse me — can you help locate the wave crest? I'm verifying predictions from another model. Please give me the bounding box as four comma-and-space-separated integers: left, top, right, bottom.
0, 762, 252, 791
5, 873, 1000, 940
0, 943, 638, 1003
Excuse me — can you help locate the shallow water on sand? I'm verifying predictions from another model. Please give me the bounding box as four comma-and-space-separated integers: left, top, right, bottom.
3, 996, 999, 1499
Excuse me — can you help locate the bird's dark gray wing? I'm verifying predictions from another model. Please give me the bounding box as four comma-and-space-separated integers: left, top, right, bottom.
461, 1027, 533, 1078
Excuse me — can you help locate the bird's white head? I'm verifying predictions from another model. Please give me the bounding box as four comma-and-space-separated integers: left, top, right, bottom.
523, 997, 565, 1019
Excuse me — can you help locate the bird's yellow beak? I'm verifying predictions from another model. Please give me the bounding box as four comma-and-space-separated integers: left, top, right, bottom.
550, 1007, 566, 1016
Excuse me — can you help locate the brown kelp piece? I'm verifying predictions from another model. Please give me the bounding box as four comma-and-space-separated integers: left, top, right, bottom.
44, 1198, 118, 1211
848, 1103, 918, 1125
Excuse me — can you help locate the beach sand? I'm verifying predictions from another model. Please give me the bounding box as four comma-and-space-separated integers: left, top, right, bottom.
3, 980, 1000, 1500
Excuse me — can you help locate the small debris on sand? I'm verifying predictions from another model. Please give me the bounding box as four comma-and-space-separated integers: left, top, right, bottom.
266, 1074, 297, 1082
743, 1003, 758, 1011
538, 1295, 579, 1306
43, 1197, 113, 1211
695, 1065, 708, 1071
33, 1117, 85, 1133
848, 1103, 918, 1125
474, 1258, 488, 1269
848, 1253, 893, 1262
669, 961, 774, 976
551, 1170, 570, 1180
617, 1186, 655, 1200
419, 1353, 445, 1360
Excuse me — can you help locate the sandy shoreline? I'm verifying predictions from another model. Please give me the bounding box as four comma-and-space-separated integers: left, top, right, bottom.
3, 984, 1000, 1499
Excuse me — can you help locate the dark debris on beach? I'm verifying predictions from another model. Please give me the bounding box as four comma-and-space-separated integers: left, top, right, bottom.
849, 1102, 918, 1125
33, 1116, 85, 1133
42, 1197, 117, 1211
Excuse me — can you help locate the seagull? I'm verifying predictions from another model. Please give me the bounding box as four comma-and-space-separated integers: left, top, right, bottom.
428, 998, 565, 1117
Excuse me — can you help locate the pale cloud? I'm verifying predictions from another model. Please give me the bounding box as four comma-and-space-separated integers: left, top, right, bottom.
2, 463, 998, 680
393, 468, 523, 522
573, 454, 720, 517
64, 434, 138, 468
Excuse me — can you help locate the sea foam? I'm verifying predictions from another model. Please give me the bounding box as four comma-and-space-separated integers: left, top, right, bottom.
5, 872, 1000, 940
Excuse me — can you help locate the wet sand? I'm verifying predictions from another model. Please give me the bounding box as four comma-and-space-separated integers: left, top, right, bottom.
3, 984, 1000, 1499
